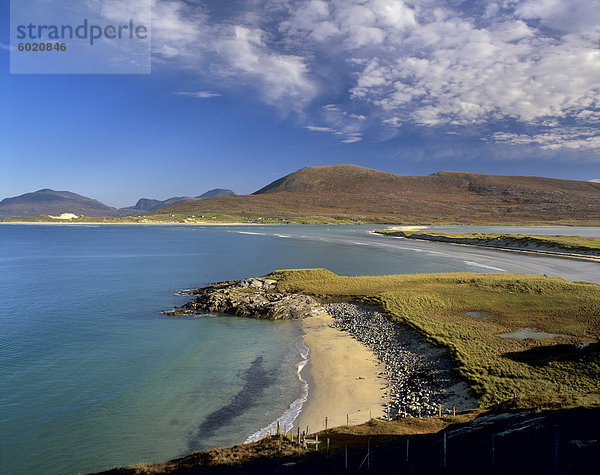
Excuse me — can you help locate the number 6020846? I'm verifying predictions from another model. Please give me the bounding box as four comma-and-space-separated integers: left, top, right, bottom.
17, 42, 67, 52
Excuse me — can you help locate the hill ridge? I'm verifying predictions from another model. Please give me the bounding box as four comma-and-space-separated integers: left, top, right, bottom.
156, 164, 600, 224
0, 189, 126, 218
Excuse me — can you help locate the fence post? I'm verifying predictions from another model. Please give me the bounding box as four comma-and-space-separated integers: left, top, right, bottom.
276, 420, 280, 436
347, 414, 349, 425
406, 438, 410, 463
439, 404, 442, 417
325, 417, 328, 430
327, 438, 330, 459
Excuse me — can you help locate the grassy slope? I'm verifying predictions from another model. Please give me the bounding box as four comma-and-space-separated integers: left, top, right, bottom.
4, 166, 600, 225
101, 407, 600, 474
376, 230, 600, 253
147, 165, 600, 225
270, 269, 600, 408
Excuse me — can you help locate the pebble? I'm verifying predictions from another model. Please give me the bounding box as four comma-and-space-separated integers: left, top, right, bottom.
326, 303, 462, 419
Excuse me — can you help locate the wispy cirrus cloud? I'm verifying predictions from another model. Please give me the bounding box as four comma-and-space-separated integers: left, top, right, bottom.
305, 126, 336, 133
174, 91, 222, 98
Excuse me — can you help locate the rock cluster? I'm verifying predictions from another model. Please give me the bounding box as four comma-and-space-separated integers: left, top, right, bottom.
164, 277, 322, 320
327, 303, 476, 419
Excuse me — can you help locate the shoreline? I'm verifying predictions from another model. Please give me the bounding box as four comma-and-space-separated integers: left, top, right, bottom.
4, 221, 600, 227
294, 311, 387, 433
0, 221, 264, 226
370, 231, 600, 263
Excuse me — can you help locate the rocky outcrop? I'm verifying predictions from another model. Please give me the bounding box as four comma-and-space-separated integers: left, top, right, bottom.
164, 277, 322, 320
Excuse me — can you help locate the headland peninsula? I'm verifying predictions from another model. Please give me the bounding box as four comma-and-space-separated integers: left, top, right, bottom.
374, 230, 600, 262
99, 268, 600, 474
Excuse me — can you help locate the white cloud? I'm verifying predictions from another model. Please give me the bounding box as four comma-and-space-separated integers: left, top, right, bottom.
340, 133, 362, 144
515, 0, 600, 33
305, 125, 363, 144
149, 0, 600, 152
305, 125, 336, 132
350, 9, 600, 127
489, 128, 600, 151
0, 43, 11, 51
151, 1, 317, 111
174, 91, 221, 98
589, 179, 600, 183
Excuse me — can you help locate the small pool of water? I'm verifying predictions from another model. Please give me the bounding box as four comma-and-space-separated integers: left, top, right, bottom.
465, 311, 493, 321
496, 328, 565, 340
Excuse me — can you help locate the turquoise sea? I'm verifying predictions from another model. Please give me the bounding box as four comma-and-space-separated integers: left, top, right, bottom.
1, 224, 599, 474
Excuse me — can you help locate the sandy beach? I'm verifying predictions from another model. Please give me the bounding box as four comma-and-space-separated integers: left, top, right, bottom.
295, 312, 386, 434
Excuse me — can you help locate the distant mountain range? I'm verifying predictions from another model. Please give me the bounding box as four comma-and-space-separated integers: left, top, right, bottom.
0, 188, 236, 219
120, 189, 237, 213
157, 164, 600, 224
2, 165, 599, 224
0, 189, 126, 219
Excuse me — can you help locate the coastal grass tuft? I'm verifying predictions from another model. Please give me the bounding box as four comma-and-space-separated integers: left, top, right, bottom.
272, 270, 600, 409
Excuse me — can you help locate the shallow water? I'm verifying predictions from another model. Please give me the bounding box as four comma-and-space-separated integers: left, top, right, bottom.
1, 224, 598, 474
496, 328, 565, 340
465, 311, 493, 321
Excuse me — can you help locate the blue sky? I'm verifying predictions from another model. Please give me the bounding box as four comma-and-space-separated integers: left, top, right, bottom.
1, 0, 599, 208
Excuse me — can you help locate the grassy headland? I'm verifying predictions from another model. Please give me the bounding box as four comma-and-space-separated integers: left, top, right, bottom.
101, 269, 600, 474
270, 269, 600, 408
374, 230, 600, 257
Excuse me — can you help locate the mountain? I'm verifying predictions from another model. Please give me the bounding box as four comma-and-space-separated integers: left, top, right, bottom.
153, 164, 600, 224
122, 189, 237, 213
0, 189, 128, 219
198, 188, 237, 199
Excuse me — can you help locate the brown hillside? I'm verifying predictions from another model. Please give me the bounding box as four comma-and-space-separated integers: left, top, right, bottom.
152, 165, 600, 224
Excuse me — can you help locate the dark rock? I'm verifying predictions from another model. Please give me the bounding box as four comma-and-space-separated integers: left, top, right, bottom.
164, 277, 321, 320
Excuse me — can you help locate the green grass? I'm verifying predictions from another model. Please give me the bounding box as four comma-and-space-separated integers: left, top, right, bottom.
270, 269, 600, 409
375, 230, 600, 253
